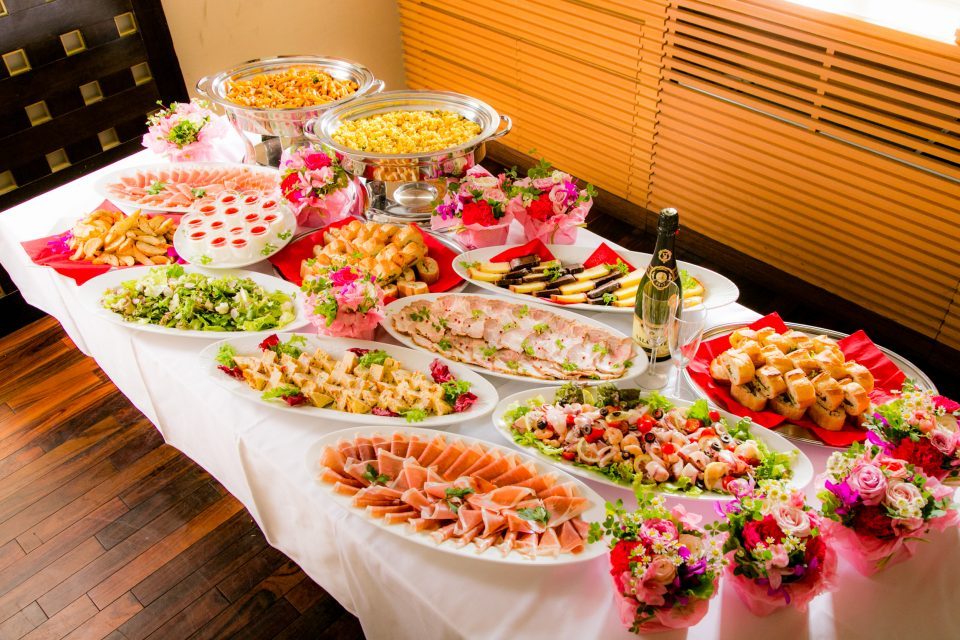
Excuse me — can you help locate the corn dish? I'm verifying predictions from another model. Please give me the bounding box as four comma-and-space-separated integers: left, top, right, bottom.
331, 110, 482, 154
225, 67, 359, 109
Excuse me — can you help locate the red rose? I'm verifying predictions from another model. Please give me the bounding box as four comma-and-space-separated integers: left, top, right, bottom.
610, 540, 643, 592
461, 200, 497, 227
890, 437, 945, 477
526, 193, 554, 221
742, 514, 785, 550
280, 172, 302, 202
851, 504, 896, 539
804, 533, 826, 563
304, 152, 332, 170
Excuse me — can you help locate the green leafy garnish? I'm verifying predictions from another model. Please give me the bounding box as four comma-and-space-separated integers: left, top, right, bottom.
481, 345, 497, 357
517, 506, 549, 525
277, 230, 292, 241
260, 242, 278, 256
262, 384, 303, 400
437, 338, 452, 351
533, 322, 549, 334
543, 265, 564, 282
602, 292, 617, 305
215, 343, 237, 367
506, 360, 520, 370
460, 260, 479, 270
561, 360, 578, 372
441, 379, 471, 404
269, 334, 307, 359
642, 392, 674, 412
502, 321, 518, 332
613, 260, 630, 275
521, 340, 534, 357
679, 269, 697, 291
190, 187, 206, 199
515, 305, 529, 318
362, 463, 390, 486
592, 343, 608, 356
445, 486, 475, 513
357, 349, 389, 368
402, 408, 428, 423
686, 399, 711, 423
408, 308, 430, 322
555, 338, 565, 349
147, 181, 166, 195
471, 309, 484, 319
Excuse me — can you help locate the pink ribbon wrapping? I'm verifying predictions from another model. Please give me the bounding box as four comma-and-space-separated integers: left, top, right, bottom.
455, 221, 512, 249
613, 583, 715, 634
725, 545, 838, 616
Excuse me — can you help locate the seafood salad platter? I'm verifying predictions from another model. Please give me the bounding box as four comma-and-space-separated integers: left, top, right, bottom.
382, 293, 646, 384
493, 384, 812, 499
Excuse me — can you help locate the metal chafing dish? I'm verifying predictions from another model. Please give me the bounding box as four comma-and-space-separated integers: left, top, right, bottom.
304, 90, 512, 222
196, 55, 383, 164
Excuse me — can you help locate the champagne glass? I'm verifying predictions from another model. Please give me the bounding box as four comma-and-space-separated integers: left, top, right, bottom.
668, 304, 707, 397
635, 280, 679, 389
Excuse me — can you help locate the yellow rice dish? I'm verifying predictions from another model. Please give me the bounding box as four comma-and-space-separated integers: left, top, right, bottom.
332, 110, 482, 154
225, 67, 358, 109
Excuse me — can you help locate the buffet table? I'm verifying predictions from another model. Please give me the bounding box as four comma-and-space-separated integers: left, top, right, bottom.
2, 150, 958, 640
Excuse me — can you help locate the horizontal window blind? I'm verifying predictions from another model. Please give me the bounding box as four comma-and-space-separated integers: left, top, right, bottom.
398, 0, 960, 350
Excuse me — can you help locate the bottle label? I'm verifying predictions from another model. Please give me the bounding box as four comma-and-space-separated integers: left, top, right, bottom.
657, 249, 672, 262
647, 266, 677, 290
632, 315, 671, 358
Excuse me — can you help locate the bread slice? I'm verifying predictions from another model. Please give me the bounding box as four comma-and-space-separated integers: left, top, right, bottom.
810, 372, 843, 411
843, 361, 875, 393
754, 365, 787, 399
770, 394, 807, 421
709, 357, 729, 381
720, 349, 755, 385
415, 257, 441, 285
783, 369, 816, 408
808, 401, 846, 431
731, 380, 767, 411
839, 379, 870, 416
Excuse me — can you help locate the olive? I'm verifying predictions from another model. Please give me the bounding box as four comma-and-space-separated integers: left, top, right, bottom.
610, 411, 623, 419
627, 423, 638, 431
710, 441, 722, 452
653, 409, 664, 419
537, 420, 548, 430
644, 433, 657, 444
599, 408, 609, 416
720, 433, 733, 444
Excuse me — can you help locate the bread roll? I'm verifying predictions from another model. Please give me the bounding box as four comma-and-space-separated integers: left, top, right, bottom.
397, 280, 429, 297
811, 334, 841, 354
763, 333, 794, 354
755, 365, 787, 399
709, 357, 729, 381
731, 381, 768, 411
719, 349, 755, 385
415, 257, 440, 285
811, 372, 844, 411
814, 349, 846, 378
760, 345, 793, 374
839, 379, 869, 416
754, 327, 776, 345
728, 328, 758, 349
843, 361, 874, 393
783, 369, 816, 408
808, 401, 846, 431
737, 340, 765, 367
788, 351, 820, 378
770, 394, 807, 420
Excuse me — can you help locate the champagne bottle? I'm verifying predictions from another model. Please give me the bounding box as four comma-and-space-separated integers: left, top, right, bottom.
633, 208, 682, 361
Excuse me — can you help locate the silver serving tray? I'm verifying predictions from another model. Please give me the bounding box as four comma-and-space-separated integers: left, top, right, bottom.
683, 321, 937, 447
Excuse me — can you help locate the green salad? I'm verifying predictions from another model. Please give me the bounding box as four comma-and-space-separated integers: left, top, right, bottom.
502, 383, 794, 495
100, 265, 296, 332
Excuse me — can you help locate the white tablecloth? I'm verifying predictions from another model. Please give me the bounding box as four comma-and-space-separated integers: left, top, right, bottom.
2, 150, 958, 640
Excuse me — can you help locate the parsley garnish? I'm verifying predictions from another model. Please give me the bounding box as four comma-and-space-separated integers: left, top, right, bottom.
561, 360, 578, 372
190, 187, 206, 199
502, 321, 518, 331
471, 309, 484, 319
260, 242, 277, 256
506, 360, 520, 370
277, 230, 292, 240
445, 487, 475, 514
555, 338, 565, 349
408, 308, 430, 322
521, 340, 534, 357
481, 346, 497, 357
592, 343, 608, 356
437, 339, 452, 351
624, 359, 634, 368
613, 260, 630, 275
198, 255, 212, 265
362, 463, 390, 485
517, 506, 549, 525
602, 292, 617, 305
441, 380, 471, 404
533, 322, 549, 334
262, 384, 302, 400
147, 181, 166, 195
543, 265, 564, 282
515, 305, 529, 318
460, 260, 479, 270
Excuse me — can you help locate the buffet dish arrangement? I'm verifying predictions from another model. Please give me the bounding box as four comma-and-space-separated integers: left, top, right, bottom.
19, 49, 958, 634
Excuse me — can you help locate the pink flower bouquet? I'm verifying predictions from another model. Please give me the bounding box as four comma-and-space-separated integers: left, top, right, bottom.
280, 145, 355, 228
592, 494, 723, 634
710, 481, 836, 616
818, 442, 958, 576
301, 263, 384, 340
431, 166, 512, 249
863, 380, 960, 480
505, 159, 596, 245
143, 99, 233, 162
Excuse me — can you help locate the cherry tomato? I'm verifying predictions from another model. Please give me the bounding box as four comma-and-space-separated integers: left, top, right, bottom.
606, 420, 627, 432
708, 410, 721, 422
684, 419, 701, 432
661, 442, 677, 455
637, 415, 656, 434
697, 428, 716, 440
562, 450, 576, 460
566, 414, 575, 426
585, 427, 606, 443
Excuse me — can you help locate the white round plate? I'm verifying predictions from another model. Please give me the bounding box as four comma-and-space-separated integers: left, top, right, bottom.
381, 292, 647, 385
453, 244, 739, 312
306, 425, 607, 565
492, 386, 813, 500
173, 204, 297, 269
200, 334, 498, 427
94, 162, 280, 214
78, 265, 310, 338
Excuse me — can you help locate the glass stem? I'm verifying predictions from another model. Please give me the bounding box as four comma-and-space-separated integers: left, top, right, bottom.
674, 362, 682, 396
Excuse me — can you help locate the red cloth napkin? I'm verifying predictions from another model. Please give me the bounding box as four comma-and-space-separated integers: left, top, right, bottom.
268, 217, 463, 292
490, 238, 555, 263
583, 242, 636, 272
19, 200, 181, 285
687, 313, 906, 447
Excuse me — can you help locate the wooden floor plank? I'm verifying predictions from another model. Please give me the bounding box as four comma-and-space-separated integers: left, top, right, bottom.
0, 601, 47, 640
19, 595, 99, 640
60, 592, 141, 640
36, 483, 223, 618
87, 494, 244, 609
0, 312, 362, 639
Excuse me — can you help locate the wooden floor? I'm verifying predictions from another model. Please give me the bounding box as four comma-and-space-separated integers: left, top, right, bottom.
0, 318, 364, 640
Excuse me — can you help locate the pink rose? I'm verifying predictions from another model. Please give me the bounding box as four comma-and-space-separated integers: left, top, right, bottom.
532, 177, 556, 190
642, 518, 678, 541
884, 480, 924, 511
304, 152, 332, 170
848, 462, 887, 506
929, 428, 956, 455
678, 533, 702, 556
644, 556, 677, 585
919, 417, 937, 433
881, 457, 910, 479
772, 505, 812, 538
